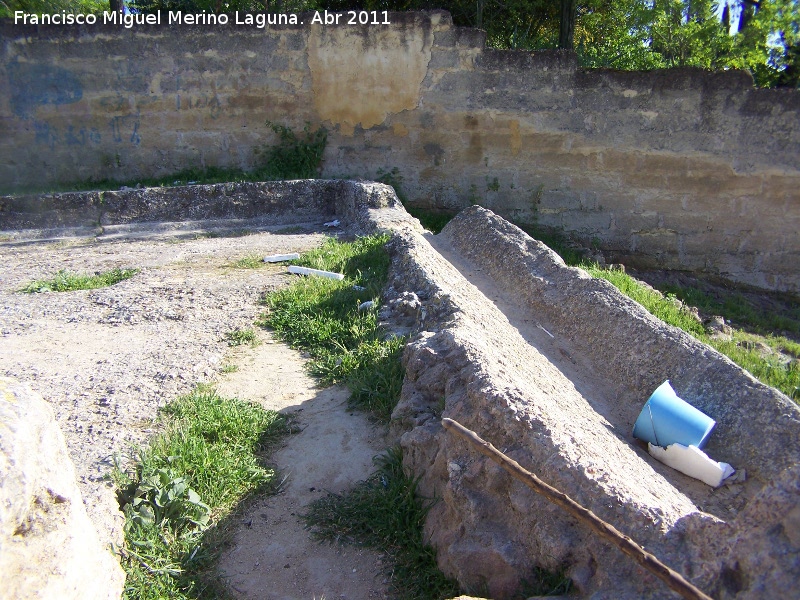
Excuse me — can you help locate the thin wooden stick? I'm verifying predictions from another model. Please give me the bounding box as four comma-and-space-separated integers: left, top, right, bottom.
441, 417, 714, 600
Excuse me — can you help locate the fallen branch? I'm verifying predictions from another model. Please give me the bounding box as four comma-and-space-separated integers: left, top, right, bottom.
441, 417, 713, 600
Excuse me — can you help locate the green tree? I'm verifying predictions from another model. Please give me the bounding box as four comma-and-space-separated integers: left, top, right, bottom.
0, 0, 108, 17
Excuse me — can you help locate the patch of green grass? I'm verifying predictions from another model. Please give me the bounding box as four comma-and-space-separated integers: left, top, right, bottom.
225, 328, 259, 347
114, 387, 291, 600
219, 364, 239, 374
20, 267, 138, 293
657, 282, 800, 337
405, 206, 458, 235
259, 234, 403, 421
583, 264, 706, 337
303, 448, 461, 600
706, 334, 800, 401
580, 262, 799, 400
229, 255, 266, 269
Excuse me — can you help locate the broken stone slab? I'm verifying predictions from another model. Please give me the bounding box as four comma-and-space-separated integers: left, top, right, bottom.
0, 377, 125, 600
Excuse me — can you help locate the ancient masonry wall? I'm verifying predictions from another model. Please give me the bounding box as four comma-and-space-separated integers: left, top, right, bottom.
1, 11, 798, 293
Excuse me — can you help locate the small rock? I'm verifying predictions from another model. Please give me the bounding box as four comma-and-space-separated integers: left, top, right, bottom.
705, 315, 732, 336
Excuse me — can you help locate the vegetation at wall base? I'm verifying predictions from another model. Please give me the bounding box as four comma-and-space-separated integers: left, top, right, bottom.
259, 234, 404, 420
114, 386, 291, 600
405, 206, 459, 235
261, 236, 469, 597
302, 447, 462, 600
0, 121, 326, 197
19, 268, 138, 293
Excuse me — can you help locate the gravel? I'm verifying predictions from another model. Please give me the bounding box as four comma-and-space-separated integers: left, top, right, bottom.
0, 224, 330, 550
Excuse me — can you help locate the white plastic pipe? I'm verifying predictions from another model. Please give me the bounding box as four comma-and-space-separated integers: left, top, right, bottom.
264, 253, 300, 263
287, 265, 345, 280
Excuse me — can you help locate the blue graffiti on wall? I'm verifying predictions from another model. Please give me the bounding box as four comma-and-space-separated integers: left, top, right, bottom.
31, 120, 103, 150
110, 113, 141, 146
8, 62, 83, 118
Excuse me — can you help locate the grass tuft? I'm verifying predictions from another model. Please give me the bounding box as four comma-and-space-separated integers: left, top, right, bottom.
20, 267, 138, 293
225, 328, 259, 347
259, 234, 403, 421
115, 387, 291, 600
229, 255, 267, 269
303, 448, 461, 600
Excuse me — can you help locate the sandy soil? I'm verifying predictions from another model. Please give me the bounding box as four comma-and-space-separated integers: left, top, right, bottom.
0, 223, 389, 599
216, 335, 389, 600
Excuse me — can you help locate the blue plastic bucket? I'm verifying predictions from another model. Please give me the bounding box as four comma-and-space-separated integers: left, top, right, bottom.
632, 381, 716, 449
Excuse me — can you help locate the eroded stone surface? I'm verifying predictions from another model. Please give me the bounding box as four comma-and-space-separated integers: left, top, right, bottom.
0, 377, 125, 600
365, 204, 800, 599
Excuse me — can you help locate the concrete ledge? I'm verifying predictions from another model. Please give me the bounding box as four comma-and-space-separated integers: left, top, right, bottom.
0, 179, 415, 243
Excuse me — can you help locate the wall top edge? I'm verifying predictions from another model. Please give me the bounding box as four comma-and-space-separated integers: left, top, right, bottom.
4, 10, 796, 101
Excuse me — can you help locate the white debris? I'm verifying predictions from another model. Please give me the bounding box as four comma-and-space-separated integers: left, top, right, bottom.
263, 253, 300, 263
648, 442, 735, 488
287, 265, 345, 280
323, 219, 340, 228
353, 285, 366, 291
358, 301, 375, 311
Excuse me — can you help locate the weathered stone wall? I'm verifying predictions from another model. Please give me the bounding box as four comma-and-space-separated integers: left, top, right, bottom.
1, 11, 798, 293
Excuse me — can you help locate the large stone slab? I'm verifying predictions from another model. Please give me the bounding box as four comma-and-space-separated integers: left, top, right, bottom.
0, 377, 124, 600
360, 204, 800, 599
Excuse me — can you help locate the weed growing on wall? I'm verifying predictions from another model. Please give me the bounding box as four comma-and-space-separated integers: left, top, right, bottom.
260, 121, 327, 180
4, 122, 328, 195
114, 387, 291, 599
376, 167, 408, 203
20, 268, 138, 293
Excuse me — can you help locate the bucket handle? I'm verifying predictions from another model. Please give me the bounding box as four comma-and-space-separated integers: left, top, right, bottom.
648, 404, 662, 447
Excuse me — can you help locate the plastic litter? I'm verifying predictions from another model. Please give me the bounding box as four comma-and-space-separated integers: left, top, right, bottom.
648, 443, 735, 488
358, 300, 375, 311
633, 380, 716, 449
287, 265, 345, 280
263, 253, 300, 263
323, 219, 341, 228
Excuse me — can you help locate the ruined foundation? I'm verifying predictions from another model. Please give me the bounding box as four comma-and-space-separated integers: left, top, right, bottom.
360, 199, 800, 599
2, 181, 799, 599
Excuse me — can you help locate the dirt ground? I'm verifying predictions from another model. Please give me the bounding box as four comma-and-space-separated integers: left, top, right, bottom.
0, 223, 389, 599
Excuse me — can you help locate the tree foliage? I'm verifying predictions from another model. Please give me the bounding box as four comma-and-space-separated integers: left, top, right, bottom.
0, 0, 108, 17
1, 0, 797, 87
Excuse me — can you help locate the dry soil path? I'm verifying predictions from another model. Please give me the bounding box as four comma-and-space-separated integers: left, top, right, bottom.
216, 334, 389, 600
0, 223, 389, 599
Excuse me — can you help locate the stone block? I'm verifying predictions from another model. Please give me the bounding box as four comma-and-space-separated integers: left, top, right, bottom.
0, 377, 125, 600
